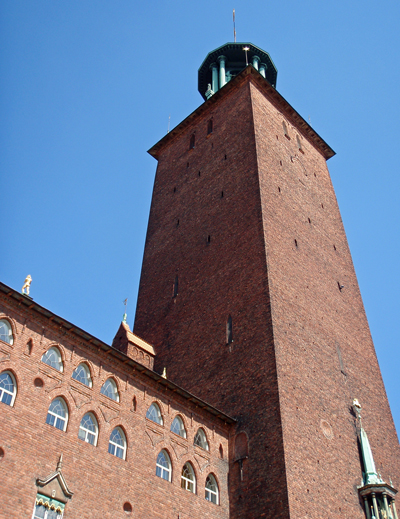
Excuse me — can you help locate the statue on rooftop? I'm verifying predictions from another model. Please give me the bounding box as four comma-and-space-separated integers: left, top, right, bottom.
22, 275, 32, 295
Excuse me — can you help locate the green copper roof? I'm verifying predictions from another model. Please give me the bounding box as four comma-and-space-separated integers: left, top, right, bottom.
198, 42, 277, 100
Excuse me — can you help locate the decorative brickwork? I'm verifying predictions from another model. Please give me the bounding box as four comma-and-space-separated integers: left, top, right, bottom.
0, 287, 233, 519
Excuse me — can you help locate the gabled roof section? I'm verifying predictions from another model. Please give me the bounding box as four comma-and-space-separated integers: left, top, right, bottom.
112, 321, 156, 356
149, 65, 335, 161
36, 455, 73, 501
112, 321, 156, 369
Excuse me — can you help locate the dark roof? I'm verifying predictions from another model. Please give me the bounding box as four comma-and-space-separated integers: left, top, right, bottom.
0, 281, 236, 425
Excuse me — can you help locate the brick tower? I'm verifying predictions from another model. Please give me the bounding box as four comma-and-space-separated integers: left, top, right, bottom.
134, 43, 400, 518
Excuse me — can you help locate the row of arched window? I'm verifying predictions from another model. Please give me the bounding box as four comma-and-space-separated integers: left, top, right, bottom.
156, 450, 219, 503
1, 371, 211, 452
42, 346, 122, 401
1, 328, 213, 446
146, 403, 209, 449
1, 320, 222, 505
1, 376, 219, 505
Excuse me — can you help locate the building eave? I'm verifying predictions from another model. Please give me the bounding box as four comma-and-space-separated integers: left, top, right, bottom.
0, 281, 236, 426
148, 65, 335, 161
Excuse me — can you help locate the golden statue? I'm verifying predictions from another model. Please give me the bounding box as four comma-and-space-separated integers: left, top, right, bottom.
22, 275, 32, 295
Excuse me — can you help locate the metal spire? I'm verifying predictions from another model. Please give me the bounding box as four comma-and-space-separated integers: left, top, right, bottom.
122, 298, 128, 324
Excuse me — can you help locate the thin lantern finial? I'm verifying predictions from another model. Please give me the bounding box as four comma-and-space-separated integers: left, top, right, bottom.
122, 298, 128, 324
167, 114, 171, 133
233, 9, 236, 42
243, 46, 250, 66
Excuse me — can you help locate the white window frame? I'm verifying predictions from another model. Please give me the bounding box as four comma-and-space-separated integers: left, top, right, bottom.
78, 413, 98, 446
171, 415, 186, 438
46, 398, 68, 432
0, 371, 17, 406
100, 378, 119, 402
205, 474, 219, 504
0, 319, 14, 345
146, 402, 163, 425
194, 428, 209, 450
181, 462, 196, 493
72, 363, 92, 387
41, 347, 64, 372
156, 450, 172, 481
108, 427, 126, 460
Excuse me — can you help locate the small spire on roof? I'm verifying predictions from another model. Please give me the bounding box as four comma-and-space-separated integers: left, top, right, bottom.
57, 453, 63, 472
122, 298, 128, 323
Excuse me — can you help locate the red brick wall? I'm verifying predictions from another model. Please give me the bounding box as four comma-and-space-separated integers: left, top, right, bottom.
0, 293, 231, 519
250, 81, 400, 518
134, 78, 291, 519
134, 74, 400, 518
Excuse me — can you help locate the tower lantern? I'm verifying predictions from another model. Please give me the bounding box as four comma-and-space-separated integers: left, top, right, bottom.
198, 42, 277, 99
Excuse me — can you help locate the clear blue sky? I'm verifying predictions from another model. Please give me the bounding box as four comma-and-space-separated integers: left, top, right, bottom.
1, 1, 399, 434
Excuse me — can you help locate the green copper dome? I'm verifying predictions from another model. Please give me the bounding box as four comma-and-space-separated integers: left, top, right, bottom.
198, 42, 277, 101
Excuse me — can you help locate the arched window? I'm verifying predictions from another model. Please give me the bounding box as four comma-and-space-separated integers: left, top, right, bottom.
207, 119, 213, 135
189, 134, 195, 149
72, 363, 92, 387
78, 413, 98, 446
0, 371, 17, 406
171, 416, 186, 438
0, 319, 13, 345
156, 450, 172, 481
41, 347, 63, 372
205, 474, 219, 504
100, 378, 119, 402
181, 462, 196, 493
146, 402, 163, 425
46, 397, 68, 431
108, 427, 126, 459
194, 428, 209, 450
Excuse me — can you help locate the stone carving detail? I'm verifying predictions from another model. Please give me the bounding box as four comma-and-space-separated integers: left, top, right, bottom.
99, 404, 119, 423
170, 439, 189, 461
0, 352, 11, 363
320, 419, 334, 440
193, 453, 210, 474
45, 380, 63, 393
145, 428, 164, 447
68, 388, 92, 409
